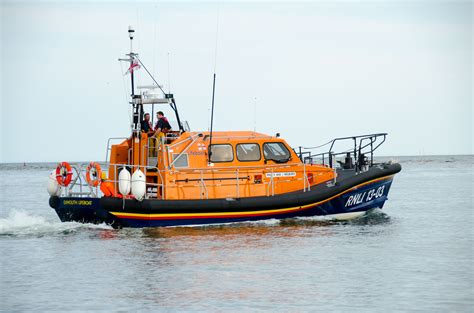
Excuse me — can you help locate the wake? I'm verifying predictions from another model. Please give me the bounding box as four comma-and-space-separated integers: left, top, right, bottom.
0, 210, 112, 237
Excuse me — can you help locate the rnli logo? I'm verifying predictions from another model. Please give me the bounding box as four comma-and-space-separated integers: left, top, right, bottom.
345, 186, 385, 207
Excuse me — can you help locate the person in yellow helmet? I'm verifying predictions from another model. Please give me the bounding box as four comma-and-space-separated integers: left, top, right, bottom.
100, 172, 117, 197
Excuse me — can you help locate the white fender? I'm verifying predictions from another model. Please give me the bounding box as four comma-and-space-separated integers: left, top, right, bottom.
118, 168, 131, 196
47, 171, 61, 196
131, 169, 146, 201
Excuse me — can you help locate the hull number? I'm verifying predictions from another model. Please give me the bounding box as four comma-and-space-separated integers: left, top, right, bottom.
345, 186, 385, 207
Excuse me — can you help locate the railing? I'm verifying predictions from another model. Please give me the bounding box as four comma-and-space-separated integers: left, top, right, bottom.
294, 133, 387, 172
58, 163, 98, 198
65, 132, 353, 200
105, 137, 128, 162
168, 162, 315, 198
62, 162, 164, 199
61, 161, 319, 200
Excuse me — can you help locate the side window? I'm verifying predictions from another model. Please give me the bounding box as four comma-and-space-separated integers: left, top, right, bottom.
210, 144, 234, 162
236, 143, 261, 161
263, 142, 291, 163
172, 153, 189, 168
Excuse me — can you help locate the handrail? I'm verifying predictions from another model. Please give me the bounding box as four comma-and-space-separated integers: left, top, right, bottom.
60, 145, 338, 202
167, 132, 202, 149
168, 134, 201, 169
295, 133, 388, 171
62, 160, 318, 198
105, 137, 128, 162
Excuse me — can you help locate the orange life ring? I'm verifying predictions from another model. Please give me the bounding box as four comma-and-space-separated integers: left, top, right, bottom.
86, 162, 102, 187
56, 162, 73, 187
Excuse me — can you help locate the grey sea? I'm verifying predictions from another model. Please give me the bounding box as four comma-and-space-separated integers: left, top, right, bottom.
0, 156, 473, 312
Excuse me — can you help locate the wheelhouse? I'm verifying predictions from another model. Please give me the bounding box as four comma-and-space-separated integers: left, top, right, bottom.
105, 131, 335, 200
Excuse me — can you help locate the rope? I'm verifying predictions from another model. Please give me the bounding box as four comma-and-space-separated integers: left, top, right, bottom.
302, 139, 333, 150
135, 57, 166, 96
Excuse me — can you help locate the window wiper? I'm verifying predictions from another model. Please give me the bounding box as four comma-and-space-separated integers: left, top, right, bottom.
265, 157, 290, 164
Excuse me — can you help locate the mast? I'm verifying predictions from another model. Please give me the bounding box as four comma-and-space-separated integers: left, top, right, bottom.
122, 26, 142, 137
119, 25, 185, 138
129, 26, 135, 96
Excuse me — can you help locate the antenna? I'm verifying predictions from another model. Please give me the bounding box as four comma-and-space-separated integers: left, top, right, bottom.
253, 96, 257, 133
208, 74, 217, 163
167, 52, 171, 93
128, 25, 135, 96
119, 26, 185, 134
126, 25, 142, 135
208, 6, 220, 164
152, 3, 158, 78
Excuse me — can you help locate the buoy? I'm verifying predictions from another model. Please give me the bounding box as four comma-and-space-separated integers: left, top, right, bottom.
47, 171, 61, 196
131, 169, 146, 201
118, 168, 131, 196
86, 162, 102, 187
55, 162, 73, 187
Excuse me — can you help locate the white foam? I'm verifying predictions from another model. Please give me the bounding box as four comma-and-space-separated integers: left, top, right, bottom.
166, 218, 281, 229
248, 218, 281, 226
0, 210, 112, 236
295, 215, 335, 222
0, 211, 48, 232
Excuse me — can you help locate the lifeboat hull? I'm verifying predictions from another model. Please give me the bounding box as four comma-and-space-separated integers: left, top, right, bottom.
49, 163, 401, 228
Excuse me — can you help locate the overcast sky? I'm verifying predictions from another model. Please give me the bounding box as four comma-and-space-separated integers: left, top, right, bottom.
1, 1, 472, 163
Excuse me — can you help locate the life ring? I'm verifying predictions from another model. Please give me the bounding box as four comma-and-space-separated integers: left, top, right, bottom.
86, 162, 102, 187
56, 162, 73, 187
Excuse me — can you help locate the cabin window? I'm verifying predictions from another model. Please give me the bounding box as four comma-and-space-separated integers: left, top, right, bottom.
210, 144, 234, 162
263, 142, 291, 163
236, 143, 261, 162
172, 153, 189, 168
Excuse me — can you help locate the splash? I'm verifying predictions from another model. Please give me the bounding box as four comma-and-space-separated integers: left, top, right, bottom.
346, 208, 391, 225
164, 218, 281, 229
282, 209, 391, 226
0, 210, 112, 237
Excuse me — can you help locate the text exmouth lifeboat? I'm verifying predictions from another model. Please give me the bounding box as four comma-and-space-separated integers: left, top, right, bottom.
47, 27, 401, 228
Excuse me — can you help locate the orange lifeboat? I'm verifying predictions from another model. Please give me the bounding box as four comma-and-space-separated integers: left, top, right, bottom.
47, 27, 401, 228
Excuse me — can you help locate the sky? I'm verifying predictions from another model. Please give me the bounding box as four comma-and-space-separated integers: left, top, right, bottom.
0, 0, 472, 163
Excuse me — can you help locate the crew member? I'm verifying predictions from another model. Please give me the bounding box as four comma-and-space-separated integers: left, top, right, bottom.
100, 172, 120, 198
140, 113, 154, 136
153, 111, 172, 140
141, 113, 157, 157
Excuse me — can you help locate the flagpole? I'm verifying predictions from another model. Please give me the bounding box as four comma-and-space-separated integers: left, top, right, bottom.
127, 26, 142, 168
127, 26, 141, 139
129, 26, 135, 96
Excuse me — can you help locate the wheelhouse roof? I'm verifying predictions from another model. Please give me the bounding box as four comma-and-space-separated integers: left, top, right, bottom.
189, 131, 278, 141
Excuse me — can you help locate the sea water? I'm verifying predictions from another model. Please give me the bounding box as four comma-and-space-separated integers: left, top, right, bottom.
0, 156, 472, 312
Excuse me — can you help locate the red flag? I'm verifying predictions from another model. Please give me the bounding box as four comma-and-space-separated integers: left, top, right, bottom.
125, 59, 140, 75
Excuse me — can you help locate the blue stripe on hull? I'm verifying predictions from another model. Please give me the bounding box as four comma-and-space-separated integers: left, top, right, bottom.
118, 178, 394, 228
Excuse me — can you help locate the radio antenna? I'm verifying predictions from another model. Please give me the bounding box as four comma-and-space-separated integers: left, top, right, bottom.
253, 97, 257, 133
208, 74, 217, 163
167, 52, 171, 93
208, 6, 220, 163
